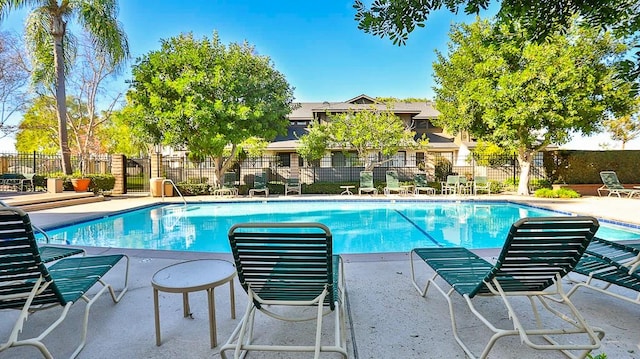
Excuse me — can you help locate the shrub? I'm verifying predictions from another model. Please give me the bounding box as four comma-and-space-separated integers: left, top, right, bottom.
434, 157, 453, 181
176, 182, 211, 196
533, 187, 580, 198
87, 174, 116, 194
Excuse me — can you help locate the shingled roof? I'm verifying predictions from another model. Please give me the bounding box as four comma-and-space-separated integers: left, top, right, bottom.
288, 94, 440, 120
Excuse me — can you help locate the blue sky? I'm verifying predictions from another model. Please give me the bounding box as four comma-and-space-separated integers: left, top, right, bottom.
0, 1, 635, 149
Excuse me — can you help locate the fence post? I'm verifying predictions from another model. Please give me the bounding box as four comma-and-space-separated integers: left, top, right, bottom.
111, 154, 127, 195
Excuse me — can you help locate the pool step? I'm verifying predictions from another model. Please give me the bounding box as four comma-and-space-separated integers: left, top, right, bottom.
1, 192, 105, 212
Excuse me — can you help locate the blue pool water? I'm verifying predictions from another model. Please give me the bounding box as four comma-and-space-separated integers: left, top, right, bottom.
42, 201, 640, 254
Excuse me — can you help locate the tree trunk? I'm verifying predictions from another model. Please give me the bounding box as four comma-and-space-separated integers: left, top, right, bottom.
517, 149, 534, 195
52, 17, 72, 175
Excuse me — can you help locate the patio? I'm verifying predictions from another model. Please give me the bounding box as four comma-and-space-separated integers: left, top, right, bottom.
1, 194, 640, 358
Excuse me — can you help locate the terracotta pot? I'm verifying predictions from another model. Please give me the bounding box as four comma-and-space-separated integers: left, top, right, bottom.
71, 178, 91, 192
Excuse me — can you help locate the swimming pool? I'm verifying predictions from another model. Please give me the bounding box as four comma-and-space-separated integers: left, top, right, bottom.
42, 201, 640, 254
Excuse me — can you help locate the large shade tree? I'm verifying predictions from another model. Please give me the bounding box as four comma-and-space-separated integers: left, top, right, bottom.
432, 19, 633, 194
0, 0, 129, 174
297, 106, 428, 171
354, 0, 640, 79
126, 32, 295, 186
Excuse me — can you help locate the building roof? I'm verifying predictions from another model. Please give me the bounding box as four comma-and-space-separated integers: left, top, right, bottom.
288, 94, 440, 120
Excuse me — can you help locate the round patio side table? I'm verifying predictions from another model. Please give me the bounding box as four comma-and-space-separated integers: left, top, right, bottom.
152, 259, 236, 348
340, 185, 355, 195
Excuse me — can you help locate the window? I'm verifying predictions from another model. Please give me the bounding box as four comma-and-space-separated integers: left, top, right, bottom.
277, 153, 291, 167
390, 151, 406, 167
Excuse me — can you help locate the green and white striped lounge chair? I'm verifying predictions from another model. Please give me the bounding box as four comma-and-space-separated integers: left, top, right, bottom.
383, 170, 405, 195
0, 199, 85, 262
0, 207, 129, 358
248, 172, 269, 197
414, 173, 436, 195
597, 171, 640, 197
358, 171, 377, 195
221, 222, 347, 359
214, 172, 239, 196
410, 216, 604, 359
567, 237, 640, 305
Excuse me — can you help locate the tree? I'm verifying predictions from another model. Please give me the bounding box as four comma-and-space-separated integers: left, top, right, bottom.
432, 19, 632, 195
16, 94, 104, 157
353, 0, 640, 43
0, 0, 129, 174
0, 31, 30, 138
297, 106, 428, 171
353, 0, 640, 80
602, 98, 640, 149
126, 32, 295, 186
100, 106, 149, 156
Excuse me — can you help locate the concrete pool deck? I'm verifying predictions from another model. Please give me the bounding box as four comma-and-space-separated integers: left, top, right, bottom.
1, 193, 640, 358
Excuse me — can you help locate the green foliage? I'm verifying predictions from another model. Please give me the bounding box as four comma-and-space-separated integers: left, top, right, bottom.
354, 0, 640, 65
297, 121, 331, 161
586, 353, 607, 359
471, 141, 513, 167
529, 178, 551, 191
53, 173, 115, 193
126, 32, 294, 185
602, 98, 640, 149
175, 182, 211, 196
433, 156, 453, 181
544, 150, 640, 184
16, 96, 62, 154
432, 18, 632, 194
101, 106, 150, 156
87, 174, 115, 194
297, 107, 428, 171
534, 187, 581, 198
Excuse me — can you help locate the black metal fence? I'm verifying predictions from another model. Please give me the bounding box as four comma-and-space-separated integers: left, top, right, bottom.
0, 152, 111, 177
160, 152, 546, 186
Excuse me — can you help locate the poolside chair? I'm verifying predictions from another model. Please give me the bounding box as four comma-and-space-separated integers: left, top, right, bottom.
597, 171, 640, 198
221, 222, 348, 359
358, 171, 378, 195
0, 207, 129, 358
440, 175, 460, 195
384, 170, 406, 195
458, 176, 473, 194
410, 216, 604, 359
0, 199, 85, 262
284, 177, 302, 196
414, 173, 436, 195
473, 176, 491, 195
567, 237, 640, 305
214, 172, 238, 196
248, 172, 269, 197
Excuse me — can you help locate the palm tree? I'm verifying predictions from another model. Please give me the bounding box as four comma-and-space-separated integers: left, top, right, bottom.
0, 0, 129, 174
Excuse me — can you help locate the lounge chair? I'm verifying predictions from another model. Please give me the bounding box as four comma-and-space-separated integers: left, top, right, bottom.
214, 172, 238, 196
0, 207, 129, 358
414, 173, 436, 195
567, 237, 640, 305
284, 177, 301, 196
457, 176, 473, 194
221, 222, 348, 359
473, 176, 491, 195
440, 175, 460, 195
0, 199, 85, 262
248, 172, 269, 197
383, 170, 406, 195
597, 171, 640, 198
358, 171, 378, 195
410, 216, 604, 359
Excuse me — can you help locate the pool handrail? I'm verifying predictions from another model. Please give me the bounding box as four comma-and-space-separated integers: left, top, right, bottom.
161, 179, 186, 205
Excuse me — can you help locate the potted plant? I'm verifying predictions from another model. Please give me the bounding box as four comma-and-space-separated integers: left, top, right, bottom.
70, 172, 91, 192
